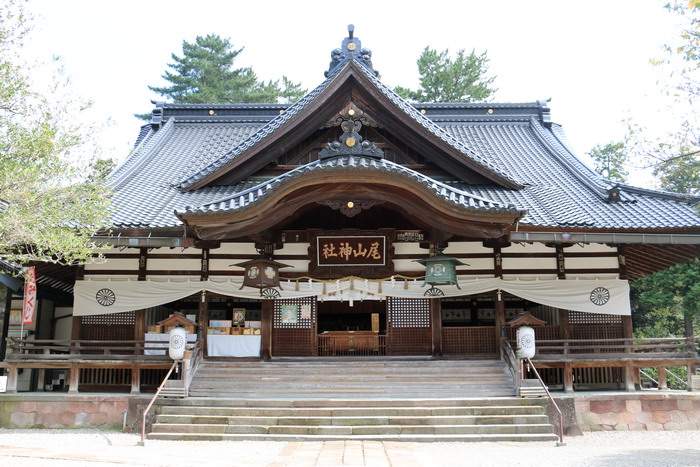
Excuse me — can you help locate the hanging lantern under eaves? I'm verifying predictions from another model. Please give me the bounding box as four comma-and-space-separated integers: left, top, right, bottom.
235, 257, 291, 290
415, 254, 468, 288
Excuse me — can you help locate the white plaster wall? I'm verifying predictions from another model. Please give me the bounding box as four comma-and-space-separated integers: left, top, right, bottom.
85, 258, 139, 271
53, 307, 73, 340
212, 243, 258, 255
148, 258, 201, 271
502, 257, 557, 270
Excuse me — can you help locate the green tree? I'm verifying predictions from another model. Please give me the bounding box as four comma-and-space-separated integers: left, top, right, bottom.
138, 34, 306, 118
395, 47, 497, 103
626, 2, 699, 192
588, 142, 629, 183
0, 0, 111, 265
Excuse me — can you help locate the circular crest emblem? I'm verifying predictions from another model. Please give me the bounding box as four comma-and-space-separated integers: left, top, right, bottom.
520, 334, 535, 349
589, 287, 610, 306
424, 286, 445, 297
260, 288, 281, 299
96, 288, 116, 307
170, 334, 185, 349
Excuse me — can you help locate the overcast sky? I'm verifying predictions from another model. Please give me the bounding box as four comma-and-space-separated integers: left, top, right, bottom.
23, 0, 683, 186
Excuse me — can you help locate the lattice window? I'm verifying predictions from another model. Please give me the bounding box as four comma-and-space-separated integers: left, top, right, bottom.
387, 297, 429, 328
568, 311, 622, 324
387, 297, 431, 355
81, 311, 135, 325
272, 297, 317, 357
274, 297, 316, 329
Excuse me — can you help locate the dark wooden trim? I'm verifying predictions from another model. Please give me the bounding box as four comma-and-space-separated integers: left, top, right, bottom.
430, 298, 442, 358
198, 291, 208, 356
201, 248, 210, 280
556, 245, 566, 279
617, 245, 628, 280
138, 248, 148, 281
261, 300, 273, 361
494, 246, 503, 278
494, 290, 505, 358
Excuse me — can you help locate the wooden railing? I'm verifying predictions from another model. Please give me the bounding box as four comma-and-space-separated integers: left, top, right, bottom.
2, 337, 203, 394
317, 333, 386, 356
530, 336, 698, 359
502, 340, 522, 389
524, 357, 565, 445
5, 338, 199, 360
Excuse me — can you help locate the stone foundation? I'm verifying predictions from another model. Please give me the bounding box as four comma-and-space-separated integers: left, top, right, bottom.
572, 393, 700, 431
0, 394, 133, 429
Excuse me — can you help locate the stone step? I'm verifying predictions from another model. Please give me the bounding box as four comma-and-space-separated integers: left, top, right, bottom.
154, 414, 550, 426
150, 422, 555, 436
159, 405, 545, 417
158, 397, 537, 408
146, 432, 560, 442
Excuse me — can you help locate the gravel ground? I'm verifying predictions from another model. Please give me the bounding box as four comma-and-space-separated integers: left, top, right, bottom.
0, 429, 699, 466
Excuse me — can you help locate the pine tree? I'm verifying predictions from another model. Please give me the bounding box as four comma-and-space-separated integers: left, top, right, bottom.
395, 47, 497, 103
139, 34, 306, 119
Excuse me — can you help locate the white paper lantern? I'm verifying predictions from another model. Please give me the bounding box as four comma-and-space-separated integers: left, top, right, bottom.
168, 327, 187, 360
516, 326, 536, 359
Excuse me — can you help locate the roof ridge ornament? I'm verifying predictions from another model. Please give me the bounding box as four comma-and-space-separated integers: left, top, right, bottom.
325, 24, 378, 78
318, 110, 384, 160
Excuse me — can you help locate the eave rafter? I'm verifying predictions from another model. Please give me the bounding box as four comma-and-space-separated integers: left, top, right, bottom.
178, 166, 524, 241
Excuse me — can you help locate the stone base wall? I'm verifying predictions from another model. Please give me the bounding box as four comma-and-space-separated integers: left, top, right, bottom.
573, 393, 700, 431
0, 395, 131, 429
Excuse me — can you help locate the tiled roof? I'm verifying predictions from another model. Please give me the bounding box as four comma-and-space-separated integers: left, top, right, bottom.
176, 155, 524, 218
105, 63, 700, 233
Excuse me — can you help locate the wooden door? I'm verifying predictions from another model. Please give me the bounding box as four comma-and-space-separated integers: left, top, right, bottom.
387, 297, 431, 355
272, 297, 317, 356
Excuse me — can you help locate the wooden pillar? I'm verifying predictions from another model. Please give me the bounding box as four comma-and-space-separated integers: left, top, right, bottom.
657, 367, 668, 391
68, 364, 80, 393
430, 298, 442, 358
261, 300, 273, 361
134, 310, 146, 355
559, 310, 570, 354
6, 365, 18, 393
624, 362, 636, 392
198, 291, 208, 356
563, 362, 574, 393
130, 365, 141, 394
622, 315, 637, 390
494, 290, 505, 358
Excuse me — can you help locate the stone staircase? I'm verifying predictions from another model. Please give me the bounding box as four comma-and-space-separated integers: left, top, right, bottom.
146, 359, 558, 442
148, 398, 557, 442
187, 359, 516, 399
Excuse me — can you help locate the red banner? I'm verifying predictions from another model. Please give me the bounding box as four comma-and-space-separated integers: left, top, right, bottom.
22, 267, 37, 325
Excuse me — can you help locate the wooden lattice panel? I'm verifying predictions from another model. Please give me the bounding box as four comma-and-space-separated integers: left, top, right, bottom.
568, 311, 622, 324
80, 311, 135, 342
272, 297, 317, 356
387, 297, 431, 355
573, 367, 624, 389
442, 327, 497, 355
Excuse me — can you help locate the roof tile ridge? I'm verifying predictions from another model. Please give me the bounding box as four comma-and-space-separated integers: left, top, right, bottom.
351, 63, 522, 187
527, 116, 613, 200
107, 118, 176, 191
549, 122, 699, 204
178, 155, 524, 217
178, 70, 342, 190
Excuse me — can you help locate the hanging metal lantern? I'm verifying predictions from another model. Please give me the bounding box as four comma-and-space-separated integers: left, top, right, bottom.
235, 257, 290, 290
415, 254, 467, 288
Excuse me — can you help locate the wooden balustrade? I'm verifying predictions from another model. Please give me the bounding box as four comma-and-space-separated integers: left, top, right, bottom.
1, 337, 203, 394
317, 333, 386, 356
